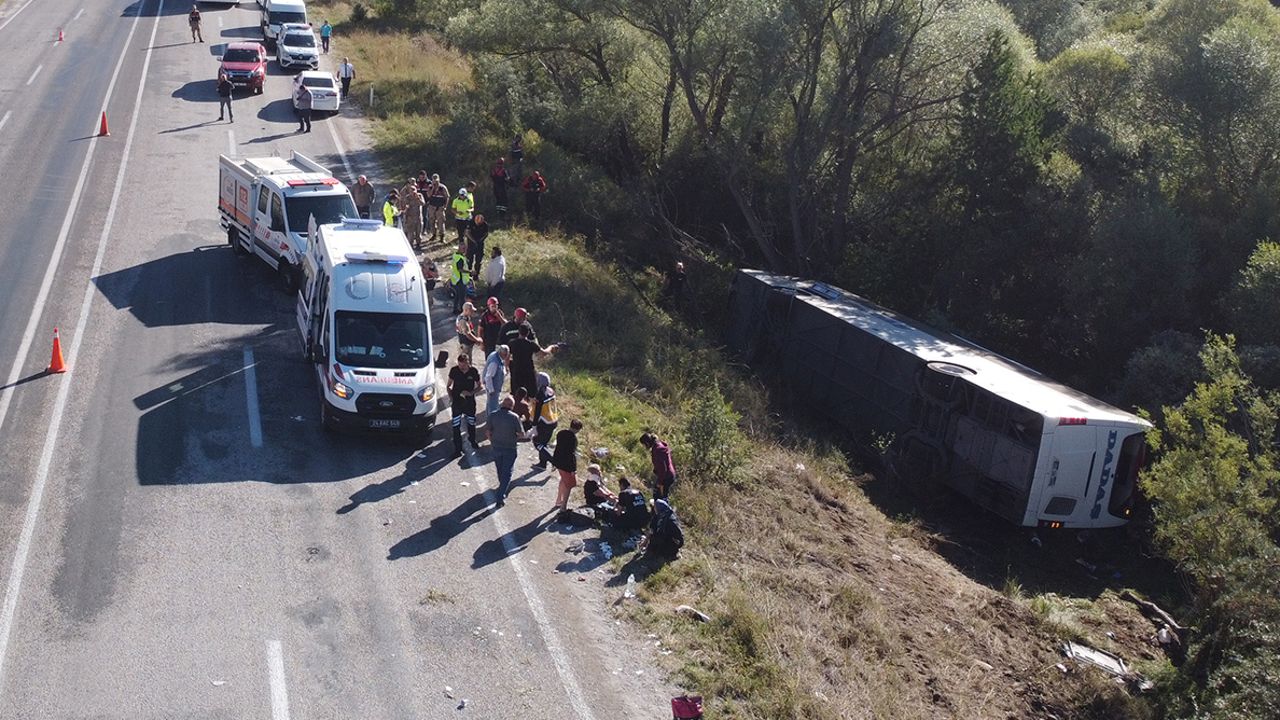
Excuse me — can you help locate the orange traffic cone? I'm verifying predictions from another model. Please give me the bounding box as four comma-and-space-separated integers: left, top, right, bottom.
97, 111, 109, 137
47, 328, 67, 374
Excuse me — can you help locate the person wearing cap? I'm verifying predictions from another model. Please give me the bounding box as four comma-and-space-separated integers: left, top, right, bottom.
400, 182, 425, 248
449, 242, 472, 314
479, 297, 507, 357
485, 246, 507, 301
508, 322, 558, 398
500, 307, 536, 347
189, 5, 203, 42
414, 170, 431, 194
382, 189, 400, 227
490, 158, 510, 214
482, 344, 510, 422
454, 301, 482, 362
447, 354, 481, 457
352, 175, 376, 220
426, 174, 450, 243
451, 188, 473, 244
521, 170, 547, 220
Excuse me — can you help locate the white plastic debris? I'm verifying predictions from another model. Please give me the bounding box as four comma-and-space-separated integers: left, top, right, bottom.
795, 463, 806, 473
444, 686, 454, 699
210, 680, 227, 687
460, 481, 470, 487
592, 447, 609, 459
624, 574, 637, 599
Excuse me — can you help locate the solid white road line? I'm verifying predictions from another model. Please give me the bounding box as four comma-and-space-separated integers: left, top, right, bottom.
0, 111, 11, 133
0, 0, 38, 33
0, 0, 162, 697
217, 16, 223, 28
267, 640, 291, 720
243, 347, 263, 448
475, 470, 599, 720
25, 65, 41, 86
323, 118, 356, 184
227, 128, 235, 157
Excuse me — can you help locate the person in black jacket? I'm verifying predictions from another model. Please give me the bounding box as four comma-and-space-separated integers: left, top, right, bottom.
552, 418, 582, 511
216, 72, 234, 123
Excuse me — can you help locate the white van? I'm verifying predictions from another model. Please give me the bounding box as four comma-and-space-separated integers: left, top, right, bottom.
296, 218, 440, 437
261, 0, 307, 47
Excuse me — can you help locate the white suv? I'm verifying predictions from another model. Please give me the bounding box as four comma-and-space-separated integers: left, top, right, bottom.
277, 23, 319, 70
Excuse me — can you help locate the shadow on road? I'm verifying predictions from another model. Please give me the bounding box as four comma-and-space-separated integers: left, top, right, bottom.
172, 79, 218, 104
471, 508, 555, 569
221, 25, 264, 40
388, 492, 499, 560
258, 98, 302, 125
336, 446, 456, 513
122, 0, 189, 17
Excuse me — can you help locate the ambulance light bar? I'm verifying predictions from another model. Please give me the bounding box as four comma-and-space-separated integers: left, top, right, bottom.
286, 177, 339, 187
345, 252, 409, 264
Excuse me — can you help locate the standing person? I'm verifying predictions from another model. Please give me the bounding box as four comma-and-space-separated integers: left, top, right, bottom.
479, 297, 506, 357
447, 354, 480, 457
454, 301, 482, 362
451, 188, 473, 244
552, 419, 583, 512
521, 171, 547, 220
485, 246, 507, 301
486, 396, 522, 505
663, 261, 687, 303
336, 57, 356, 98
320, 20, 332, 54
382, 189, 400, 227
482, 345, 509, 420
468, 214, 489, 276
510, 133, 525, 182
188, 5, 203, 42
490, 158, 510, 214
216, 71, 234, 123
641, 432, 678, 499
449, 242, 472, 314
426, 174, 450, 243
507, 323, 557, 397
500, 306, 536, 347
400, 183, 425, 248
531, 372, 559, 470
295, 84, 313, 133
352, 175, 376, 220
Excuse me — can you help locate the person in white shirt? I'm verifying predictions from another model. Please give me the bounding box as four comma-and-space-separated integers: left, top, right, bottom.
336, 57, 356, 97
485, 245, 507, 300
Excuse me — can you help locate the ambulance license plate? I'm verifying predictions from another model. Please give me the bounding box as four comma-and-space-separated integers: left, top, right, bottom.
369, 419, 401, 429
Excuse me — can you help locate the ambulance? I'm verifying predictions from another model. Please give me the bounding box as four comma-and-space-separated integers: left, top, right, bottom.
296, 218, 441, 437
219, 152, 356, 293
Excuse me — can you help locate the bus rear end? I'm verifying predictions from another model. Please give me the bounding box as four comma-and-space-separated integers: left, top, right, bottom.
1031, 422, 1148, 529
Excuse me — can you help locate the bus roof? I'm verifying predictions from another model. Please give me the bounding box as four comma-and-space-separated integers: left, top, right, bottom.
742, 270, 1149, 427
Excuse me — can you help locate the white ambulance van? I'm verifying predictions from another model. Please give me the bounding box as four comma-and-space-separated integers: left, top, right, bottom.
296, 218, 441, 437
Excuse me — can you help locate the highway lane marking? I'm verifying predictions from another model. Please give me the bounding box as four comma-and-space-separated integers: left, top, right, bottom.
0, 0, 162, 696
267, 640, 292, 720
227, 128, 235, 156
0, 111, 10, 133
323, 116, 356, 184
25, 64, 41, 85
243, 347, 263, 447
72, 7, 83, 22
475, 470, 600, 720
0, 0, 38, 33
218, 16, 223, 28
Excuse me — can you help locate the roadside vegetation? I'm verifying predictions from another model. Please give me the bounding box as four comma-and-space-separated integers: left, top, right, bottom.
312, 0, 1280, 716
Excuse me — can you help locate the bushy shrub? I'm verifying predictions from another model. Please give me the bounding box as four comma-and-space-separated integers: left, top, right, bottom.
681, 386, 745, 487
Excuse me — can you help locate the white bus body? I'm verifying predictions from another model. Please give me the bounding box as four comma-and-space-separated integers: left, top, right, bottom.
729, 270, 1151, 529
296, 219, 438, 437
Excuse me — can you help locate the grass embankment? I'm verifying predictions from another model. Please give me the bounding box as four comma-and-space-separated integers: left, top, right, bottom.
309, 5, 1165, 717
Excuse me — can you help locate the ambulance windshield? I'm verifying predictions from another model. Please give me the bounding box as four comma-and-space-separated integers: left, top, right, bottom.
286, 194, 357, 233
334, 311, 429, 369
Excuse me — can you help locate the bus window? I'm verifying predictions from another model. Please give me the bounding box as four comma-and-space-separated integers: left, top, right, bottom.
1108, 432, 1147, 518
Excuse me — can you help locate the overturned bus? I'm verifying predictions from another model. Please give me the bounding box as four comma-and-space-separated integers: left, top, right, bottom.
728, 270, 1149, 530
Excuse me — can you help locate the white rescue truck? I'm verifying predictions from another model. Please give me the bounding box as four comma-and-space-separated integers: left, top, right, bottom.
296, 218, 441, 437
219, 152, 356, 292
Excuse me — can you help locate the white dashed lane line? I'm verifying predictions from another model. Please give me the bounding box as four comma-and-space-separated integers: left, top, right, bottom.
25, 64, 42, 86
243, 347, 263, 448
0, 111, 11, 134
267, 640, 291, 720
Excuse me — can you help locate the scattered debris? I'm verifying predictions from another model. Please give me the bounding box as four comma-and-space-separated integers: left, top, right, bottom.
460, 481, 470, 486
591, 446, 609, 459
795, 463, 806, 473
420, 588, 454, 605
623, 574, 637, 599
444, 686, 454, 699
676, 605, 711, 623
458, 699, 468, 709
972, 660, 994, 672
1061, 642, 1126, 676
290, 415, 305, 422
210, 679, 227, 687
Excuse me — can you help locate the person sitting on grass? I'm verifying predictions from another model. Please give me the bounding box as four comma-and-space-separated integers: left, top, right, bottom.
582, 464, 617, 512
607, 476, 650, 532
637, 498, 684, 560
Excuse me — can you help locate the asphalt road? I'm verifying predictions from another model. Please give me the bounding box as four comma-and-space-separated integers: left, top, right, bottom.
0, 1, 670, 717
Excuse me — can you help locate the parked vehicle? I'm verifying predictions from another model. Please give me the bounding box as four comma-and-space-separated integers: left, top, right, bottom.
219, 151, 356, 292
276, 22, 318, 70
292, 71, 340, 113
728, 270, 1151, 530
296, 218, 441, 436
260, 0, 307, 47
218, 42, 267, 94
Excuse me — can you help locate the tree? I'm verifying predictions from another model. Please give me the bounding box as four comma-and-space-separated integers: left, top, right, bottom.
1226, 241, 1280, 347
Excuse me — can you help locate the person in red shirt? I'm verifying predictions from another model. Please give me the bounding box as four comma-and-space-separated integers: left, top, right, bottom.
521, 170, 547, 220
641, 432, 677, 499
490, 158, 511, 214
479, 297, 506, 357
